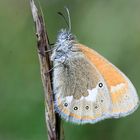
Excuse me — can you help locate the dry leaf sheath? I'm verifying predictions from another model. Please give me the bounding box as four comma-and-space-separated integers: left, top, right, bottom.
30, 0, 64, 140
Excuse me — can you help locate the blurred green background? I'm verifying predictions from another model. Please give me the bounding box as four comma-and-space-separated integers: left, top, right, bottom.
0, 0, 140, 140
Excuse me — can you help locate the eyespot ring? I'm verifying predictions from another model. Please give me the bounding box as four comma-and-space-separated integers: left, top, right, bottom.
74, 106, 78, 110
64, 103, 68, 107
101, 99, 104, 103
95, 106, 98, 109
99, 83, 103, 88
85, 106, 89, 110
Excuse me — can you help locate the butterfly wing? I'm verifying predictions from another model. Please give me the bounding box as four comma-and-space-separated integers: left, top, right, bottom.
78, 44, 139, 118
53, 43, 139, 124
53, 51, 113, 124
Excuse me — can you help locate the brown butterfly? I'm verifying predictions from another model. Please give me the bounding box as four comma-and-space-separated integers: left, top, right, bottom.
51, 8, 139, 124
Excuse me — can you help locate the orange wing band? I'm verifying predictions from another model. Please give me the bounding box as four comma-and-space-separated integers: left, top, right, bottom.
77, 44, 126, 88
77, 44, 128, 104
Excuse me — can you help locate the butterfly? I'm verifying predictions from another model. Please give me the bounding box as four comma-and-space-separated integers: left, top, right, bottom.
51, 8, 139, 124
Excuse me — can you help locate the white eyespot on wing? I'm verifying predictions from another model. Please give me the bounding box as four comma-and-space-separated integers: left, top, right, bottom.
111, 83, 125, 93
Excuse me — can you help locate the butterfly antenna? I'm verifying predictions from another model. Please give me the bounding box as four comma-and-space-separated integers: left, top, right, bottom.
65, 7, 71, 32
58, 7, 71, 32
58, 11, 69, 29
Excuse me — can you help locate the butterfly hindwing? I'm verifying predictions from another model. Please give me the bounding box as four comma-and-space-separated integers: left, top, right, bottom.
53, 49, 113, 124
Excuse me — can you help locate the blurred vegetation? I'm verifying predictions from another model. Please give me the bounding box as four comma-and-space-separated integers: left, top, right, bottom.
0, 0, 140, 140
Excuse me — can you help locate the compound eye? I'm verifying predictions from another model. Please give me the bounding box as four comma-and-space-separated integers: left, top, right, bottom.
69, 34, 75, 40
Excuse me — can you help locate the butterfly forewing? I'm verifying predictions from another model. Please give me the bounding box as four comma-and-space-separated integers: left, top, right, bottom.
78, 44, 139, 118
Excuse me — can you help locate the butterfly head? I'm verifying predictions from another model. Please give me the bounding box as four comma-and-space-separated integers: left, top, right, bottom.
51, 29, 77, 63
56, 29, 76, 44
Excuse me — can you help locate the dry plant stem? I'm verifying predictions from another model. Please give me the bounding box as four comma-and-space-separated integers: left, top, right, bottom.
30, 0, 63, 140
